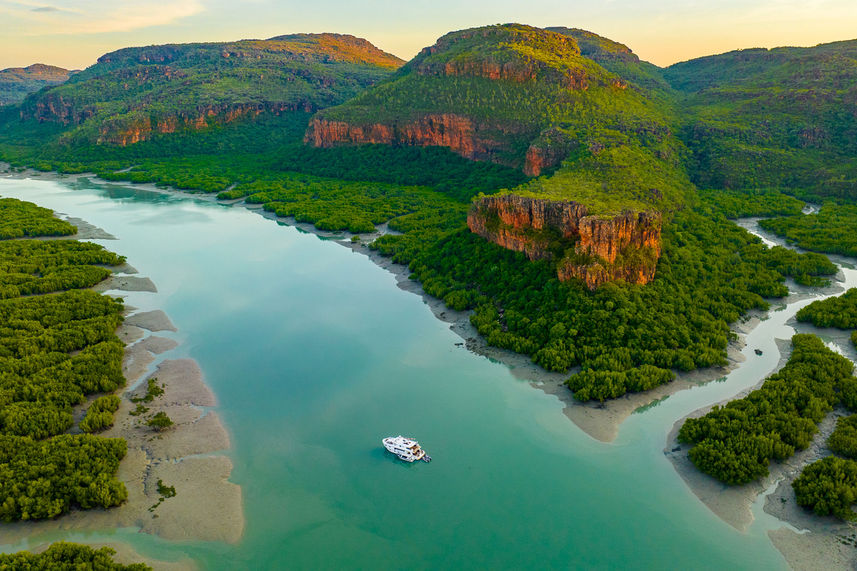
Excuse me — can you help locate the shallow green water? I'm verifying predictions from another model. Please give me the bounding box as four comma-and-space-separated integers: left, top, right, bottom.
0, 175, 836, 569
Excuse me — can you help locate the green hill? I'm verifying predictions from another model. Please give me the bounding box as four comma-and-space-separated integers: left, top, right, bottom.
664, 40, 857, 200
1, 34, 403, 153
0, 64, 73, 107
308, 24, 683, 191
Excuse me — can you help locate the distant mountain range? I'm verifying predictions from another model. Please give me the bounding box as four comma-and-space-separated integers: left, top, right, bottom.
0, 64, 75, 106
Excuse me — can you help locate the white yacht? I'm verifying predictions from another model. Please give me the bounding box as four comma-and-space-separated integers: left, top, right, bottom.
382, 436, 431, 462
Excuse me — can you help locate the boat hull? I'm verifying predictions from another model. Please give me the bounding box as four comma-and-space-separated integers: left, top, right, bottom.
382, 436, 428, 463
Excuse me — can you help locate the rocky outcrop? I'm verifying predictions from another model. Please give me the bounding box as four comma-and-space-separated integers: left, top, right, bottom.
467, 194, 661, 289
524, 128, 580, 176
305, 114, 493, 161
412, 59, 589, 89
21, 93, 94, 124
88, 102, 314, 146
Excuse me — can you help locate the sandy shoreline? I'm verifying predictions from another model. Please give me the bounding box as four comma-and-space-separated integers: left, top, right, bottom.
0, 192, 244, 569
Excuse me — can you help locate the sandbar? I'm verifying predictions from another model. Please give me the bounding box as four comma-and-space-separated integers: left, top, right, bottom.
125, 310, 178, 332
95, 275, 158, 293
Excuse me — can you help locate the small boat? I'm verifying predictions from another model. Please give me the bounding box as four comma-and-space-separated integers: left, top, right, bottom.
382, 435, 431, 463
755, 349, 763, 356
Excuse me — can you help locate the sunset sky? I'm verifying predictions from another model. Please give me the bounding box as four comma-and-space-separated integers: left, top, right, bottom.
2, 0, 856, 70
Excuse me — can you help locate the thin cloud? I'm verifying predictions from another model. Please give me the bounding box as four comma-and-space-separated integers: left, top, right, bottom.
1, 0, 205, 35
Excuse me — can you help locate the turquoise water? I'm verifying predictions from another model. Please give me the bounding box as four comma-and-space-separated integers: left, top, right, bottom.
0, 176, 803, 569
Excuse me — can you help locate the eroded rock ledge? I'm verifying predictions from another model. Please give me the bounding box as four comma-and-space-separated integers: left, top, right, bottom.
304, 114, 491, 161
467, 194, 661, 289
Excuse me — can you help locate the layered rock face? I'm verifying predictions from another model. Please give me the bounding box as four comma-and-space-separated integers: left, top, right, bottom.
93, 102, 311, 146
412, 52, 590, 89
305, 114, 493, 161
467, 194, 661, 289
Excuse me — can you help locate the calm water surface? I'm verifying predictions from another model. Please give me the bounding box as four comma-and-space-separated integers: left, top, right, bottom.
3, 175, 843, 569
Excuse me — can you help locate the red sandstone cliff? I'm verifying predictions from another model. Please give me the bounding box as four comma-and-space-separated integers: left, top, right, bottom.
467, 194, 661, 289
410, 58, 590, 90
305, 115, 495, 161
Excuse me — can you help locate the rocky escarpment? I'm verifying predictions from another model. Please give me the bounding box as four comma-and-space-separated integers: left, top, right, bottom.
412, 55, 590, 89
305, 114, 495, 161
94, 101, 313, 146
467, 194, 661, 289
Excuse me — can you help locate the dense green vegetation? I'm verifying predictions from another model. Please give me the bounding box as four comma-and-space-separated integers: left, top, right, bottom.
0, 198, 129, 521
677, 334, 856, 485
827, 415, 857, 459
0, 197, 76, 238
0, 542, 150, 570
665, 41, 857, 201
792, 409, 857, 520
79, 395, 121, 433
373, 204, 835, 401
796, 289, 857, 329
273, 145, 528, 201
512, 142, 693, 215
698, 188, 805, 219
793, 456, 857, 520
227, 175, 456, 233
0, 239, 124, 298
760, 204, 857, 257
0, 434, 127, 521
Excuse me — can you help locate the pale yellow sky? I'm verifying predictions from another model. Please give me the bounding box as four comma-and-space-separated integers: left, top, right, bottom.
1, 0, 856, 70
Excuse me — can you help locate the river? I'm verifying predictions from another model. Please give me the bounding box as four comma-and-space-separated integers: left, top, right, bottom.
1, 175, 855, 569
